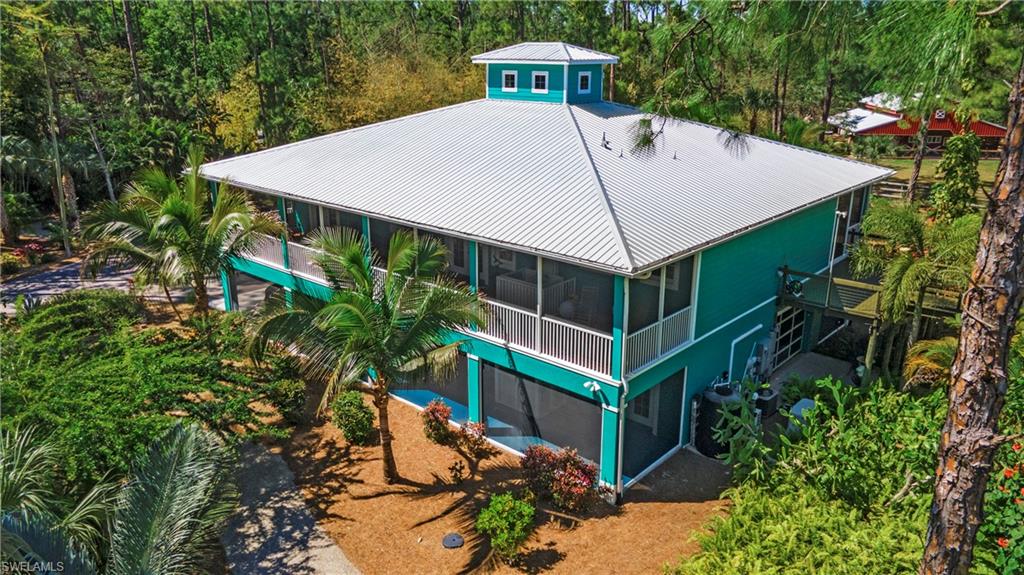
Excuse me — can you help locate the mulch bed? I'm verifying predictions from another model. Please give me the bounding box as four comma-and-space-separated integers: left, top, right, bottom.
276, 388, 730, 574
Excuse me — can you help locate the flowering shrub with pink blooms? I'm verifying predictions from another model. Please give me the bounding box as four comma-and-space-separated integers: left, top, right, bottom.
521, 445, 602, 513
421, 399, 494, 477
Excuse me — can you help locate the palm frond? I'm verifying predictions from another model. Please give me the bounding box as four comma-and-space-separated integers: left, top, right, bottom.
0, 426, 61, 520
1, 513, 97, 575
904, 336, 959, 385
106, 423, 238, 575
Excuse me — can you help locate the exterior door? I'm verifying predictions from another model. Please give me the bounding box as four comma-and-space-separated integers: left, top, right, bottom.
772, 305, 805, 370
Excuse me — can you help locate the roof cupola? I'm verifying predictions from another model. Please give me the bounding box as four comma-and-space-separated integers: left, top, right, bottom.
471, 42, 618, 105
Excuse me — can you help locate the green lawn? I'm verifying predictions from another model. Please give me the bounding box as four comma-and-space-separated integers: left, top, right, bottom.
877, 157, 1001, 187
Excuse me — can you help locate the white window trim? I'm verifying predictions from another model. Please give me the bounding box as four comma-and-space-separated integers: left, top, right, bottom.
578, 71, 592, 95
501, 70, 517, 93
627, 386, 659, 430
532, 71, 549, 94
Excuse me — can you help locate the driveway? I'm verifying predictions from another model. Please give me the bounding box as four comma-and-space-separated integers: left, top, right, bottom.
222, 443, 361, 575
0, 261, 224, 314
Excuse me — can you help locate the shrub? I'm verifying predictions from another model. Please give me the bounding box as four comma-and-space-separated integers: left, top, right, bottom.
1, 290, 282, 488
331, 391, 375, 445
266, 378, 306, 425
1, 252, 23, 275
422, 400, 494, 476
520, 445, 602, 512
976, 443, 1024, 575
476, 492, 535, 563
421, 399, 456, 445
521, 444, 559, 495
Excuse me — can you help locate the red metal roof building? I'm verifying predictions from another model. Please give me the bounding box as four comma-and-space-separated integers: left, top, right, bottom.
830, 93, 1006, 155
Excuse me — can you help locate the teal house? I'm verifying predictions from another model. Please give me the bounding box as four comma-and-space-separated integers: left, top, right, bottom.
199, 42, 891, 498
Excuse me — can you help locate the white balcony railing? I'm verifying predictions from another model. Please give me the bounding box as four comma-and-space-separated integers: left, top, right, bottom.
247, 233, 286, 268
541, 316, 612, 374
239, 233, 617, 376
286, 241, 326, 282
624, 306, 692, 374
480, 300, 536, 350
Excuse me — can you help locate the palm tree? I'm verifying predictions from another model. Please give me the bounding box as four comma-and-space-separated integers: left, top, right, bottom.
0, 426, 115, 563
82, 145, 283, 317
904, 336, 959, 387
1, 423, 238, 574
250, 228, 485, 484
851, 199, 979, 361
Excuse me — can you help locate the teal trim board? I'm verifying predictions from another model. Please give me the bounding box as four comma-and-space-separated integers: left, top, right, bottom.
599, 405, 620, 486
276, 197, 290, 268
610, 275, 625, 381
467, 356, 481, 423
220, 268, 234, 311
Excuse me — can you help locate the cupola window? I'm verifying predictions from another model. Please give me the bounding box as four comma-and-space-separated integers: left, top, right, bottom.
502, 70, 517, 92
578, 71, 591, 94
532, 71, 548, 94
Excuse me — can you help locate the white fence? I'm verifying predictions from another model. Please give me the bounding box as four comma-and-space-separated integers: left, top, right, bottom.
624, 306, 692, 374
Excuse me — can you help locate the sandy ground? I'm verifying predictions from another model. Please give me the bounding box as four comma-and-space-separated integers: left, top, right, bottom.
280, 391, 729, 575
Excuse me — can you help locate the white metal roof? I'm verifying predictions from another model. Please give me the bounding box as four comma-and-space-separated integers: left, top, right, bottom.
471, 42, 618, 64
829, 107, 901, 134
200, 99, 892, 275
859, 92, 905, 112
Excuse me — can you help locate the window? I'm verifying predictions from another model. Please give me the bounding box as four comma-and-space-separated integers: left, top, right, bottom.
578, 71, 591, 94
926, 135, 943, 145
532, 71, 548, 94
935, 110, 946, 119
502, 70, 517, 92
628, 387, 659, 429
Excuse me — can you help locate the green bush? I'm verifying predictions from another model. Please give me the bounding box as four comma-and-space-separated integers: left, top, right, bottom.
1, 252, 23, 275
266, 378, 306, 425
476, 492, 535, 562
0, 290, 286, 489
670, 484, 925, 575
330, 391, 375, 445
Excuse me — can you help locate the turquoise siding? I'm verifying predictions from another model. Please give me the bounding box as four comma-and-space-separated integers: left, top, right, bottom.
694, 198, 837, 337
566, 64, 603, 104
625, 196, 839, 445
487, 63, 565, 103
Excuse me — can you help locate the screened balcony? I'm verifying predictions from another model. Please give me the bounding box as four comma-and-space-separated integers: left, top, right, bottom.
234, 197, 696, 378
476, 244, 614, 375
623, 257, 696, 374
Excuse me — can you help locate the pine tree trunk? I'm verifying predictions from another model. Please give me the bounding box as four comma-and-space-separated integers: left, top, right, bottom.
375, 385, 399, 484
203, 2, 214, 44
908, 114, 931, 201
820, 65, 835, 143
121, 0, 145, 109
1, 188, 11, 244
920, 52, 1024, 575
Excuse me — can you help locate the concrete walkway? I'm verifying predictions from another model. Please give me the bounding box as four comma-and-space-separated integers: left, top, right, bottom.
222, 443, 360, 575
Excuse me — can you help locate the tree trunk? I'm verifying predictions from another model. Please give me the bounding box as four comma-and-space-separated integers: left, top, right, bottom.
70, 32, 117, 203
192, 273, 209, 316
1, 188, 10, 244
881, 322, 898, 379
772, 66, 781, 135
61, 170, 79, 232
907, 287, 927, 349
202, 1, 213, 44
820, 65, 835, 143
375, 386, 399, 484
908, 114, 932, 201
920, 52, 1024, 575
163, 284, 183, 322
37, 37, 72, 256
246, 0, 270, 147
121, 0, 145, 109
